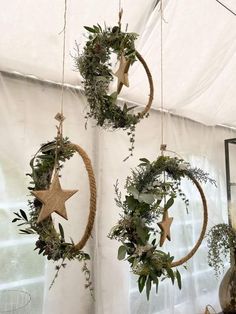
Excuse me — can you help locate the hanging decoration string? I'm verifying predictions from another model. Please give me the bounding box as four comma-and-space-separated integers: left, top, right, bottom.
159, 0, 169, 246
118, 0, 123, 28
59, 0, 67, 134
60, 0, 68, 111
160, 0, 165, 155
54, 0, 68, 172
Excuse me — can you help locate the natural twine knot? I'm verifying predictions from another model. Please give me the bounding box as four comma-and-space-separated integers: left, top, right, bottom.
160, 144, 167, 152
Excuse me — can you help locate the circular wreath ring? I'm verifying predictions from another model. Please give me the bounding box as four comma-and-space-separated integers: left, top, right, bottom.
109, 155, 214, 298
13, 138, 96, 263
116, 51, 154, 120
68, 143, 97, 250
171, 175, 208, 267
76, 25, 154, 129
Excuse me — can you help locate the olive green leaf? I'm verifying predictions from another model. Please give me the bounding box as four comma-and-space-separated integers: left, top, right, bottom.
118, 245, 127, 260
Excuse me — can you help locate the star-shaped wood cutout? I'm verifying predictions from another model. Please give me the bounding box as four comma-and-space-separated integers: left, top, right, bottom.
32, 173, 78, 223
158, 211, 174, 247
114, 53, 130, 93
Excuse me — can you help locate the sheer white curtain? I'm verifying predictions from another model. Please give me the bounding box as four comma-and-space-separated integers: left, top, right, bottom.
0, 73, 96, 314
97, 110, 236, 314
1, 72, 236, 314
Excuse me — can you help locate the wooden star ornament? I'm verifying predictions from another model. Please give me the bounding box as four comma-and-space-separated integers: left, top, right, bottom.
114, 53, 130, 93
158, 211, 174, 247
32, 173, 78, 223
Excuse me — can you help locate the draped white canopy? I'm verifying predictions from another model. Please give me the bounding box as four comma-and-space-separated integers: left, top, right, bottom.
0, 0, 236, 127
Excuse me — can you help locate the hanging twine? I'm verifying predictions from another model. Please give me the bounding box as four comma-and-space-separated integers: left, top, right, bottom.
53, 1, 96, 247
157, 1, 208, 255
54, 0, 68, 171
60, 0, 67, 124
160, 0, 165, 155
118, 0, 123, 29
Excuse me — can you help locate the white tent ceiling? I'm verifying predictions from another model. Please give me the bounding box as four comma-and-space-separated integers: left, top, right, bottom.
0, 0, 236, 127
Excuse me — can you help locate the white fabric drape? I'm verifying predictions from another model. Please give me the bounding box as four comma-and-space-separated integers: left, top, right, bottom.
0, 0, 236, 127
1, 72, 236, 313
0, 73, 96, 314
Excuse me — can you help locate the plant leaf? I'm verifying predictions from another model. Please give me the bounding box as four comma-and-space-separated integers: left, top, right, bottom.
19, 229, 34, 234
84, 26, 97, 33
17, 222, 28, 227
12, 218, 20, 223
139, 158, 150, 164
58, 223, 65, 240
20, 209, 28, 221
164, 197, 174, 211
176, 269, 182, 289
127, 186, 139, 200
126, 195, 138, 211
146, 276, 152, 300
13, 212, 21, 218
126, 105, 137, 112
83, 253, 91, 260
139, 193, 155, 204
110, 91, 118, 100
155, 280, 159, 294
118, 245, 127, 260
166, 268, 175, 285
138, 275, 147, 293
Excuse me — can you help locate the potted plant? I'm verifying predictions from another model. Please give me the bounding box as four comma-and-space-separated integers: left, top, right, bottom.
207, 223, 236, 313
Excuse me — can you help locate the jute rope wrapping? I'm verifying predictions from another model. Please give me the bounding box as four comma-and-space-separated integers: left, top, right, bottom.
117, 51, 154, 118
67, 143, 97, 251
171, 175, 208, 267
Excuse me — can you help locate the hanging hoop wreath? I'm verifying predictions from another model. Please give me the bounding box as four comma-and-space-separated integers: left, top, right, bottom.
12, 138, 96, 290
74, 24, 154, 158
109, 155, 215, 299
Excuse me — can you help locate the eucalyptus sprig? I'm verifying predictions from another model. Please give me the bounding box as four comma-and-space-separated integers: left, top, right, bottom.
109, 156, 214, 299
12, 138, 92, 291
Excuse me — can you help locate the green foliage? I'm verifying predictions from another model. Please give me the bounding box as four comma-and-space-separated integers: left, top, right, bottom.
109, 155, 214, 299
74, 24, 146, 159
118, 245, 127, 260
207, 223, 236, 277
12, 137, 92, 291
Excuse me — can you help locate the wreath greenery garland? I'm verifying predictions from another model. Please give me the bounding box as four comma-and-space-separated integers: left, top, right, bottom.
12, 138, 92, 292
74, 24, 151, 158
109, 155, 215, 299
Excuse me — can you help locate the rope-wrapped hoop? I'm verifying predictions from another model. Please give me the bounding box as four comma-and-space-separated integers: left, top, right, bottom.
109, 155, 214, 297
14, 138, 97, 263
68, 143, 96, 251
75, 25, 154, 130
117, 51, 154, 119
171, 175, 208, 267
